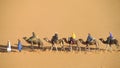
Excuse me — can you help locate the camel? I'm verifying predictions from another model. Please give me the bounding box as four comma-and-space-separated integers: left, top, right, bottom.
79, 39, 99, 51
43, 38, 64, 51
99, 38, 119, 51
23, 37, 43, 50
62, 38, 81, 51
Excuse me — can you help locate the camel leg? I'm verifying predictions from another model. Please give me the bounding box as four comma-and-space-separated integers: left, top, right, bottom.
51, 44, 54, 51
79, 46, 81, 52
85, 45, 88, 51
86, 44, 90, 51
41, 44, 44, 49
105, 44, 109, 51
114, 44, 119, 52
38, 42, 41, 49
78, 46, 81, 52
97, 42, 99, 50
70, 44, 72, 51
76, 45, 79, 51
62, 45, 65, 51
116, 44, 119, 49
31, 42, 34, 50
62, 41, 65, 51
69, 44, 72, 51
39, 44, 43, 50
55, 44, 58, 51
109, 45, 112, 51
60, 42, 63, 51
95, 44, 97, 50
76, 41, 81, 52
95, 44, 100, 53
40, 43, 44, 49
38, 41, 43, 49
61, 44, 65, 51
76, 44, 81, 52
88, 45, 90, 51
38, 44, 40, 49
95, 43, 99, 52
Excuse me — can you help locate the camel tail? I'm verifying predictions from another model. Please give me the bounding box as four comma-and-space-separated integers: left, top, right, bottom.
115, 39, 119, 49
116, 43, 119, 49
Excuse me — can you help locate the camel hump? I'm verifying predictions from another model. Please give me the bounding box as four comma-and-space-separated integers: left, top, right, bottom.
37, 38, 43, 45
38, 38, 42, 42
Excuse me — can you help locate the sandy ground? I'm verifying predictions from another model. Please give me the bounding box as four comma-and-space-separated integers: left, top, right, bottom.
0, 51, 120, 68
0, 0, 120, 68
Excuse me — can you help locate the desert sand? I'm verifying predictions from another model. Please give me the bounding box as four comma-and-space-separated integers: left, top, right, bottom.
0, 0, 120, 68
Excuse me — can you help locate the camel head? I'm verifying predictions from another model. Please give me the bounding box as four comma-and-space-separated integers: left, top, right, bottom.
99, 38, 104, 42
43, 38, 50, 42
62, 38, 67, 41
62, 38, 68, 43
78, 39, 84, 42
99, 38, 106, 44
78, 39, 85, 44
23, 37, 28, 40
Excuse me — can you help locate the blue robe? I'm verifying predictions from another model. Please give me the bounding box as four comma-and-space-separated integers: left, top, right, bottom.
18, 42, 22, 51
87, 35, 93, 42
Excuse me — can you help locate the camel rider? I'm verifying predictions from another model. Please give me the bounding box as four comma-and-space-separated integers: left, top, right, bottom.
29, 32, 37, 41
51, 33, 58, 44
69, 32, 76, 44
32, 32, 37, 37
72, 32, 76, 39
86, 33, 94, 43
107, 32, 115, 43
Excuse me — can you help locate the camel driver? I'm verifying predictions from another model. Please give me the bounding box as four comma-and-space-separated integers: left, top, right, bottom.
107, 32, 115, 44
86, 33, 94, 43
17, 39, 22, 52
51, 33, 58, 44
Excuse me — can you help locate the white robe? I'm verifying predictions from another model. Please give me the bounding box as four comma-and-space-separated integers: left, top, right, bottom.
7, 41, 11, 52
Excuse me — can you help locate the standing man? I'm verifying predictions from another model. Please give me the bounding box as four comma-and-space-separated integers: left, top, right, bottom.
7, 40, 11, 52
18, 39, 22, 52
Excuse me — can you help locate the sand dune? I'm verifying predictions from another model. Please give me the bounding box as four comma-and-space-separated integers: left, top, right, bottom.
0, 0, 120, 68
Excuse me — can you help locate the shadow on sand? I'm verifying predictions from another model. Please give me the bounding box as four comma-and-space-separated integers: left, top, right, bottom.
0, 44, 110, 53
0, 44, 16, 53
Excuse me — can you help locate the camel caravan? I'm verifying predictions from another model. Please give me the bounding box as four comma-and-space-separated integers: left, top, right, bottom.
2, 32, 120, 52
